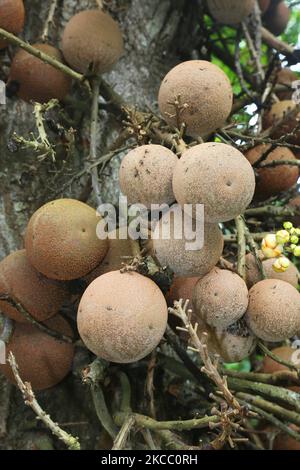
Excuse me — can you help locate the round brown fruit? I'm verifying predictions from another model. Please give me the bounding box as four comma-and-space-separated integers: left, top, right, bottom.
245, 144, 299, 200
173, 142, 255, 223
0, 249, 69, 323
62, 9, 124, 74
264, 1, 290, 36
119, 145, 178, 207
262, 100, 300, 145
0, 0, 25, 49
0, 315, 74, 390
262, 346, 300, 392
288, 195, 300, 227
276, 68, 299, 101
245, 279, 300, 342
84, 229, 133, 285
259, 0, 271, 13
77, 271, 168, 363
149, 206, 224, 278
166, 276, 199, 309
245, 253, 299, 289
193, 268, 248, 329
158, 60, 233, 138
8, 44, 71, 103
274, 426, 300, 450
196, 317, 257, 363
25, 199, 108, 281
207, 0, 255, 24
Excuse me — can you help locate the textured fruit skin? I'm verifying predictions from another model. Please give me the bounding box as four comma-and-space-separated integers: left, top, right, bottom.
8, 44, 71, 103
245, 279, 300, 342
207, 0, 255, 24
0, 315, 74, 390
61, 10, 124, 74
195, 317, 257, 363
0, 0, 25, 49
77, 271, 168, 363
193, 268, 249, 329
173, 143, 255, 223
262, 100, 300, 145
264, 1, 290, 36
119, 145, 178, 207
25, 199, 108, 281
150, 206, 224, 278
0, 250, 69, 323
276, 68, 299, 101
84, 229, 133, 285
245, 253, 299, 289
158, 60, 233, 138
262, 346, 300, 392
245, 144, 299, 200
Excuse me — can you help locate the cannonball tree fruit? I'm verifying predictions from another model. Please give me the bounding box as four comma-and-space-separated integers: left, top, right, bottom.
77, 271, 168, 363
119, 144, 178, 208
193, 267, 249, 329
245, 145, 299, 200
196, 317, 257, 363
274, 426, 300, 450
276, 68, 299, 101
0, 0, 25, 49
262, 346, 300, 392
61, 9, 124, 74
25, 199, 108, 281
158, 60, 233, 138
84, 229, 133, 285
0, 315, 74, 390
166, 276, 200, 308
288, 195, 300, 227
245, 253, 299, 289
259, 0, 271, 13
149, 205, 224, 278
207, 0, 255, 25
264, 1, 291, 36
245, 279, 300, 342
8, 44, 71, 103
262, 100, 300, 144
172, 143, 255, 223
0, 249, 69, 323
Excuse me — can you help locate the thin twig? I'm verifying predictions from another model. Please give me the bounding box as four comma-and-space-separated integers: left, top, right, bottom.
235, 215, 246, 280
41, 0, 58, 42
8, 352, 80, 450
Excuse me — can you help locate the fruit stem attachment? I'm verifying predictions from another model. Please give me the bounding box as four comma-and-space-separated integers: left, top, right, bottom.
8, 352, 80, 450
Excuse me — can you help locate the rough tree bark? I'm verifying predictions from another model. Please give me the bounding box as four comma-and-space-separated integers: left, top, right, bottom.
0, 0, 200, 450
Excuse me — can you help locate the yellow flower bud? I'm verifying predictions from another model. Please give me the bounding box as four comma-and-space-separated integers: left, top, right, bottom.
293, 246, 300, 257
261, 234, 283, 258
295, 228, 300, 236
272, 257, 290, 273
283, 221, 293, 230
276, 230, 290, 245
290, 235, 299, 245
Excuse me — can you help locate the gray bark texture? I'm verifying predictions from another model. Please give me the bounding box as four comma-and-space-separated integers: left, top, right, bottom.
0, 0, 199, 449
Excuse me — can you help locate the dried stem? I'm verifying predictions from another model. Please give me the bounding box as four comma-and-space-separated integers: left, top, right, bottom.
8, 352, 80, 450
41, 0, 58, 42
